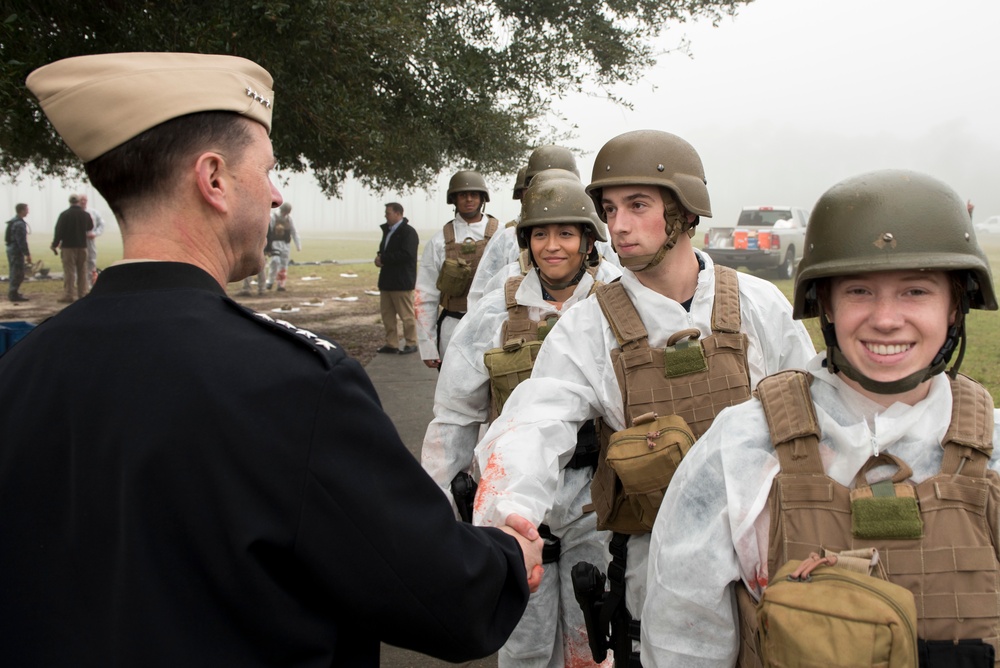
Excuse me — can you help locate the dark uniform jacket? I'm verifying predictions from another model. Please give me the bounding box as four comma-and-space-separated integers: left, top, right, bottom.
377, 217, 419, 291
50, 204, 93, 249
0, 262, 528, 667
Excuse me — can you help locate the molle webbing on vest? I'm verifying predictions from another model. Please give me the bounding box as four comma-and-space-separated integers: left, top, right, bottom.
596, 265, 751, 438
755, 371, 1000, 664
756, 369, 823, 475
592, 265, 753, 534
499, 275, 538, 345
484, 275, 541, 423
440, 217, 499, 312
942, 372, 995, 476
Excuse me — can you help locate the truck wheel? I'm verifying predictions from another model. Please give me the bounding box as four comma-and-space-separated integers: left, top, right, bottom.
776, 249, 795, 280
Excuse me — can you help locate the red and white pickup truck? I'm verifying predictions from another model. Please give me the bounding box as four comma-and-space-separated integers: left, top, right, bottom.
702, 206, 809, 279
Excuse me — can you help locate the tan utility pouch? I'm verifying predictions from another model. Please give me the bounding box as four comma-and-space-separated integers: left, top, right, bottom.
757, 550, 918, 667
437, 256, 473, 297
603, 412, 695, 532
483, 338, 543, 418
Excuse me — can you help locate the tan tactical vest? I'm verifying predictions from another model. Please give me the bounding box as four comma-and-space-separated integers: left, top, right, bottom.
439, 217, 499, 312
737, 370, 1000, 667
590, 264, 753, 533
484, 271, 599, 421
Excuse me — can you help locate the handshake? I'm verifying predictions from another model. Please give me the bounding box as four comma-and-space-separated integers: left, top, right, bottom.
499, 513, 546, 593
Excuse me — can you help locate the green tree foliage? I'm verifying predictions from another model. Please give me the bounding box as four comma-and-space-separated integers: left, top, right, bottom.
0, 0, 748, 194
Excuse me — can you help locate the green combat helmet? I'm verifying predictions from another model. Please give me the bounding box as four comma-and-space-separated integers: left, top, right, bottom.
447, 170, 490, 205
517, 175, 607, 288
795, 169, 997, 395
526, 168, 580, 188
525, 145, 580, 186
586, 130, 711, 272
512, 166, 529, 200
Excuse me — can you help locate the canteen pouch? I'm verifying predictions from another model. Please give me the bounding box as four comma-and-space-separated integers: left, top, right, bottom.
437, 257, 473, 297
602, 412, 695, 532
483, 338, 543, 419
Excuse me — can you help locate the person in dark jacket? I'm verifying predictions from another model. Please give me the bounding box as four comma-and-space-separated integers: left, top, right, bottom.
375, 202, 420, 354
1, 51, 542, 668
50, 193, 93, 302
4, 202, 32, 302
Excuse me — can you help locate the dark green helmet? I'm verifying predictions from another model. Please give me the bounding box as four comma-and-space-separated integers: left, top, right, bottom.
796, 169, 997, 395
447, 170, 490, 205
795, 169, 996, 318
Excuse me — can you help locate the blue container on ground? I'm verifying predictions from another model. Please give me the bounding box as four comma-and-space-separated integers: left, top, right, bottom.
0, 321, 36, 356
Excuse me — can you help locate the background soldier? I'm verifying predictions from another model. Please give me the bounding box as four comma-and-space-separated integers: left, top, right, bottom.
5, 203, 31, 302
414, 169, 499, 368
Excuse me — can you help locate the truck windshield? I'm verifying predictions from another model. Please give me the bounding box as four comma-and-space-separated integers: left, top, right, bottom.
737, 209, 792, 226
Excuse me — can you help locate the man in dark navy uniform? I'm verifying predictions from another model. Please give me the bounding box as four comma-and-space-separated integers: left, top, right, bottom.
0, 52, 542, 667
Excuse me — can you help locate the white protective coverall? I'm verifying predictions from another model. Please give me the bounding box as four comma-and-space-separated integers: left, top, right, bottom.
423, 259, 622, 668
415, 214, 492, 362
641, 353, 1000, 668
473, 251, 816, 639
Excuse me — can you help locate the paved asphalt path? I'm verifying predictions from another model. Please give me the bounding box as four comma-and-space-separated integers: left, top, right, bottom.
364, 349, 500, 668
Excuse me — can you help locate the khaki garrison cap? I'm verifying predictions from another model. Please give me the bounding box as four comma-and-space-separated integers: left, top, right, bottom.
26, 52, 274, 162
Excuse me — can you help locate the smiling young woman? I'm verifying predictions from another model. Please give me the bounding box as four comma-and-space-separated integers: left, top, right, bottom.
642, 169, 1000, 668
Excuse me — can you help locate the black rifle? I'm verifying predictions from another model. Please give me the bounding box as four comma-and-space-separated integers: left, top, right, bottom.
450, 471, 477, 523
572, 561, 611, 663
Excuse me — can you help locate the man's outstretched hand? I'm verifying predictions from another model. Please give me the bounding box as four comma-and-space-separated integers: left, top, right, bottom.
500, 513, 545, 593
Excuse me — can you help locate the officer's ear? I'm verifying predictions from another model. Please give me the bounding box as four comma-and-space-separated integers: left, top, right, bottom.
195, 151, 230, 214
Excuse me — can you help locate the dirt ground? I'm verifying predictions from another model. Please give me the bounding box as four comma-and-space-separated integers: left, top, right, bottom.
0, 263, 386, 367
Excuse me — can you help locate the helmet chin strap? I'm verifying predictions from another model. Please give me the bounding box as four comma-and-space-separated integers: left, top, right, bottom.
615, 194, 690, 272
821, 311, 966, 395
537, 265, 587, 292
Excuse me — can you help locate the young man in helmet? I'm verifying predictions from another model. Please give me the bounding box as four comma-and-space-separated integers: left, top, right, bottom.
415, 169, 500, 368
423, 172, 621, 668
642, 170, 1000, 668
474, 130, 815, 666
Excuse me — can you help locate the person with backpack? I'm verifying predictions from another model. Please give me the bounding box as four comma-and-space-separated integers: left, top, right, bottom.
265, 201, 300, 291
641, 169, 1000, 668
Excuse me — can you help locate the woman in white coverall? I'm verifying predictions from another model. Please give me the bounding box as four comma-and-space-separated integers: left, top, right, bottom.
642, 169, 1000, 668
473, 129, 816, 667
421, 174, 620, 668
